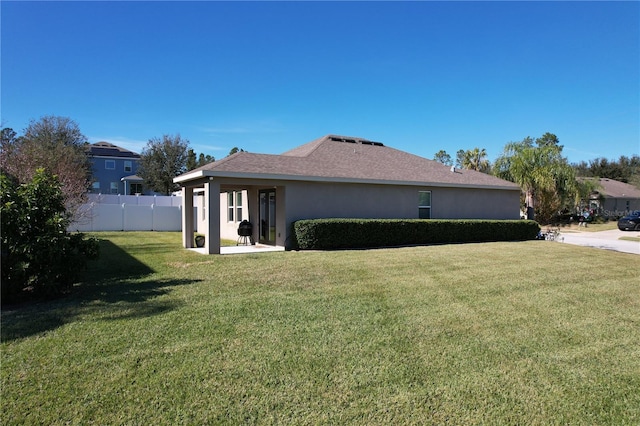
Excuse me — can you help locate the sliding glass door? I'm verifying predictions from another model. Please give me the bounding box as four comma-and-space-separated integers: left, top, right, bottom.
259, 189, 276, 245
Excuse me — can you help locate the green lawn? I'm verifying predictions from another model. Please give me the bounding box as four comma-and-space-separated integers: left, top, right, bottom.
620, 236, 640, 242
2, 232, 639, 425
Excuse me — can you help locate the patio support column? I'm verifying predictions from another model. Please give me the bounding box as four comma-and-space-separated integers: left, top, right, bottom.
204, 179, 220, 254
248, 187, 259, 244
182, 186, 194, 248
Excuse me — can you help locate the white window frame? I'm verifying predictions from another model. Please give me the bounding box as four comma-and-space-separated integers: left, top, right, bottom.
419, 190, 431, 219
226, 191, 245, 222
105, 160, 115, 170
227, 192, 234, 222
110, 182, 119, 194
236, 192, 243, 222
124, 160, 132, 172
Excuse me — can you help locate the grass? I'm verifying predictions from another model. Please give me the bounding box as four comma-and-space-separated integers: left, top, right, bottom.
556, 222, 620, 232
221, 238, 238, 246
2, 232, 639, 425
619, 236, 640, 242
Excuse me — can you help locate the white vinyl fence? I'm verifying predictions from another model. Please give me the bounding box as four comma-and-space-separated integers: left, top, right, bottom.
69, 194, 185, 232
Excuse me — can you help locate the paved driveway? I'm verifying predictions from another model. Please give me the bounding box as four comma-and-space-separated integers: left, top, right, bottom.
559, 229, 640, 255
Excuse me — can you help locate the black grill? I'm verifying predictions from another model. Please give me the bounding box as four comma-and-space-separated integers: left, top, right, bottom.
237, 220, 254, 245
238, 220, 253, 236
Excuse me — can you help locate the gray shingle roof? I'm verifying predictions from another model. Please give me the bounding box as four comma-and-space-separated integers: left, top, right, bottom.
176, 135, 520, 190
87, 142, 140, 159
588, 178, 640, 199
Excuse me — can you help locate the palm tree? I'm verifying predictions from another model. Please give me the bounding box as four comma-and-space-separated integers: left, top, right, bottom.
462, 147, 491, 173
494, 140, 576, 221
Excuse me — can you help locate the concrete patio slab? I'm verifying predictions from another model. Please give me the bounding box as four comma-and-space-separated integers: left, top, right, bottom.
189, 244, 285, 255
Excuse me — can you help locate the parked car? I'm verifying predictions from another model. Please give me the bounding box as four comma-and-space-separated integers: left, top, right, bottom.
617, 211, 640, 231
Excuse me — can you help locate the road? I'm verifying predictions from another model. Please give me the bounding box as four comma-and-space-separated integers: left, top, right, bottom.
558, 228, 640, 255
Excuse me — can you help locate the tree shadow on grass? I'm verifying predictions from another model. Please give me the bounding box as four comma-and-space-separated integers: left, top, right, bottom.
1, 239, 201, 342
83, 238, 156, 283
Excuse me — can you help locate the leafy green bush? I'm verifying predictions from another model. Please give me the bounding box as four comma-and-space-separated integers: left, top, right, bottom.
1, 170, 99, 304
293, 218, 540, 250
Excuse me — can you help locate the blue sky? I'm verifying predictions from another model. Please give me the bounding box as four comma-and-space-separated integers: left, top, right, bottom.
2, 1, 638, 165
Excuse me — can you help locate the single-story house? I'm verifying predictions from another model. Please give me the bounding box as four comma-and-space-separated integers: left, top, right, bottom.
585, 178, 640, 217
174, 134, 522, 254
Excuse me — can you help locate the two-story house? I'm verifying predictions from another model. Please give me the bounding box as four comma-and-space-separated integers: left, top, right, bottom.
86, 142, 145, 195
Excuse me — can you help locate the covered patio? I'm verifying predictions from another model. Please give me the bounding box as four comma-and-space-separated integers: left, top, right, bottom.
176, 175, 287, 255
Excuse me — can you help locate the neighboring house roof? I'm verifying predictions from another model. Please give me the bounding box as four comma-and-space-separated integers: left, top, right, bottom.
87, 141, 141, 159
175, 134, 520, 191
585, 178, 640, 199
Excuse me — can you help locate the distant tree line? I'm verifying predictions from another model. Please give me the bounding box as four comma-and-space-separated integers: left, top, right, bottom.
572, 155, 640, 187
187, 149, 215, 171
434, 147, 492, 173
432, 132, 638, 223
138, 137, 243, 195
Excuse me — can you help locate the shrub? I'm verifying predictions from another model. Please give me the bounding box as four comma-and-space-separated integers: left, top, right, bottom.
293, 218, 540, 250
1, 170, 99, 304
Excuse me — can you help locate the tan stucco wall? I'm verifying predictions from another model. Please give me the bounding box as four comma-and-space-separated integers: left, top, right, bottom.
195, 190, 249, 241
285, 181, 418, 221
284, 181, 520, 221
195, 177, 520, 250
432, 187, 521, 219
283, 181, 520, 248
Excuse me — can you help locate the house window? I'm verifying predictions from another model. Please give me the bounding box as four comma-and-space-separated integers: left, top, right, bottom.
227, 192, 234, 222
105, 160, 115, 170
124, 161, 132, 172
110, 182, 119, 194
92, 182, 100, 192
419, 191, 431, 219
130, 183, 142, 195
225, 191, 245, 222
236, 192, 243, 221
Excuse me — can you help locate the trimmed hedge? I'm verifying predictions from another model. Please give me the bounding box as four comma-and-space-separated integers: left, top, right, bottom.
293, 219, 540, 250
